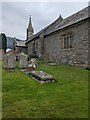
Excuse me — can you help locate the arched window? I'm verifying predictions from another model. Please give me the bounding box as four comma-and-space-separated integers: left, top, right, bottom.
63, 34, 73, 49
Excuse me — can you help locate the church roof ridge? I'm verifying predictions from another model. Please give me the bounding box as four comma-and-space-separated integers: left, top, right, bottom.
26, 15, 63, 43
45, 6, 89, 36
26, 6, 89, 44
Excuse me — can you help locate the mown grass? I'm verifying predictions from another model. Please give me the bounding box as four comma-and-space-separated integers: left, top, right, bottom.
0, 61, 2, 119
2, 60, 88, 118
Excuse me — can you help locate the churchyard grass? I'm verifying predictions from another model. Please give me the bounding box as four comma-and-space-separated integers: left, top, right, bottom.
0, 61, 2, 119
2, 61, 88, 118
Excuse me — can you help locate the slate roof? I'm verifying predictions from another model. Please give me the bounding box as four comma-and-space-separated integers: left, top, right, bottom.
15, 38, 26, 47
26, 6, 89, 44
45, 7, 89, 36
26, 15, 63, 43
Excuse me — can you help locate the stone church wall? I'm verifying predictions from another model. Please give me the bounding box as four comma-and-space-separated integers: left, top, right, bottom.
44, 20, 88, 67
35, 38, 42, 58
15, 46, 28, 54
27, 42, 33, 55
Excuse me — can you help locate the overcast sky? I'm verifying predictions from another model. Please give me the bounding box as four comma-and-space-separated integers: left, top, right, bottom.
1, 1, 88, 40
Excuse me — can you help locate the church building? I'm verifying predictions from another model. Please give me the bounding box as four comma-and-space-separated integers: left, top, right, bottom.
25, 7, 89, 67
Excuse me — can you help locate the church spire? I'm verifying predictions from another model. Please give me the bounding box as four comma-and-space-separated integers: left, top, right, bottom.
26, 15, 34, 40
28, 15, 33, 34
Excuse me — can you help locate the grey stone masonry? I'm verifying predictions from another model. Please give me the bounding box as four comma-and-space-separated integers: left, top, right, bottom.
26, 7, 89, 67
44, 20, 88, 67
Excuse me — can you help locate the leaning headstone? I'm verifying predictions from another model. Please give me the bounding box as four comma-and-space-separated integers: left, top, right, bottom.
3, 52, 16, 69
19, 53, 27, 69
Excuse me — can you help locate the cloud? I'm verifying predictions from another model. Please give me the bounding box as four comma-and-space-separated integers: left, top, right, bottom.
1, 2, 88, 40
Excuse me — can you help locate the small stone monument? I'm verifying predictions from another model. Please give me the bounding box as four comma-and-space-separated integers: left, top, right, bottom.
19, 53, 27, 69
3, 52, 16, 69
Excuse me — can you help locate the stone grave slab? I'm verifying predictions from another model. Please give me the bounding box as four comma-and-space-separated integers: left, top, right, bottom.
48, 63, 57, 66
30, 70, 55, 84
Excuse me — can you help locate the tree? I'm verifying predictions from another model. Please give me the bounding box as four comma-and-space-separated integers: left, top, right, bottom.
0, 33, 7, 52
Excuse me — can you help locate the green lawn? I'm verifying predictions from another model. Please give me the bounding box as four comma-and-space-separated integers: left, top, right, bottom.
0, 61, 2, 119
2, 60, 88, 118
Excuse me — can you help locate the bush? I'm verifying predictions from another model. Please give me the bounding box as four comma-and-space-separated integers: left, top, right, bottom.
0, 33, 7, 52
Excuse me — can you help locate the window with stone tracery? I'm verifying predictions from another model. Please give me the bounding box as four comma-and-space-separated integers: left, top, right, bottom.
63, 34, 73, 49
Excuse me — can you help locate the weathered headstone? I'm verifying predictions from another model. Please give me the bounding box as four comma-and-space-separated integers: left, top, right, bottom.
3, 52, 16, 69
19, 53, 27, 69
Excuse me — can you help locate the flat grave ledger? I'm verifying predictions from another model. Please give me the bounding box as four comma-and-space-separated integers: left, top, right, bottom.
30, 70, 55, 84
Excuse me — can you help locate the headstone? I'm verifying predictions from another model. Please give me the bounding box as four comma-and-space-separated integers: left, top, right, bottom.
19, 53, 27, 69
3, 52, 16, 69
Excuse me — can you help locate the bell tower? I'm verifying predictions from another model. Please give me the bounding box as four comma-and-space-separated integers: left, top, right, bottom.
26, 15, 34, 40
